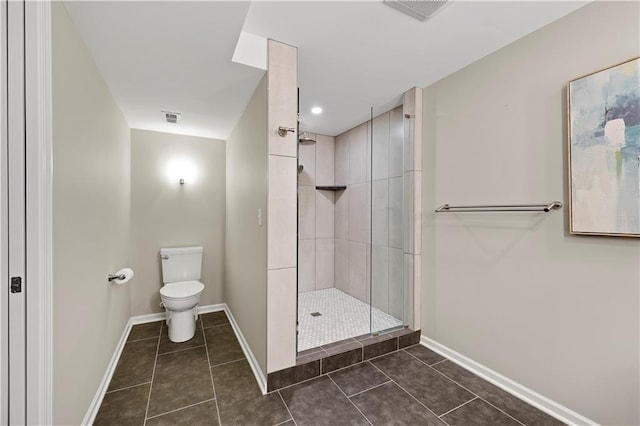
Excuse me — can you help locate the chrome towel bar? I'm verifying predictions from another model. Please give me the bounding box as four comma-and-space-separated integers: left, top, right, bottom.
435, 201, 563, 213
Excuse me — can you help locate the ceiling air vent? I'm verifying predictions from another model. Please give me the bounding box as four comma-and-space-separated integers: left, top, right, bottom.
162, 110, 181, 124
384, 0, 448, 22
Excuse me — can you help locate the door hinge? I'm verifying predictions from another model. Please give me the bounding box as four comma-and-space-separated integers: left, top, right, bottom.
10, 276, 22, 293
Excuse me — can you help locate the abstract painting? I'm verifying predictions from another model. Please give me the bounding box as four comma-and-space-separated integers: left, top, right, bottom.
568, 57, 640, 237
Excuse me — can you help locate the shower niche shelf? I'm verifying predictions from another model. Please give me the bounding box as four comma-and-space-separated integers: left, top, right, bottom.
315, 186, 346, 191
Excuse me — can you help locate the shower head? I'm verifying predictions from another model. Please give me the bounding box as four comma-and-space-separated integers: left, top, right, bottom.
298, 132, 316, 145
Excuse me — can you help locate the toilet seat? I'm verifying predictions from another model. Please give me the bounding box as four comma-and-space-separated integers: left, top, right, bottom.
160, 280, 204, 299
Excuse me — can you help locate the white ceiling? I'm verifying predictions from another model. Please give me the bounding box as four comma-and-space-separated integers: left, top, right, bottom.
64, 1, 587, 139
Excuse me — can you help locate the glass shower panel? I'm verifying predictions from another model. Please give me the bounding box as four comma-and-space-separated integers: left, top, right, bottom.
370, 106, 406, 335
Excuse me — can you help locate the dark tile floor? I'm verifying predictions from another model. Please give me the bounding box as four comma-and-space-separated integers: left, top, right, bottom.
95, 311, 564, 426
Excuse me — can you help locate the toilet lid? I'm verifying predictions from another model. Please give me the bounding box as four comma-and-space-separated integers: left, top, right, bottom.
160, 281, 204, 298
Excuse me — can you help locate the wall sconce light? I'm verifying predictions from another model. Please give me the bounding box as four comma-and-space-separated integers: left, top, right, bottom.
166, 158, 197, 185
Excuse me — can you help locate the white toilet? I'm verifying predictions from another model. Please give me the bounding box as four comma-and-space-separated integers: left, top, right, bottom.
160, 246, 205, 343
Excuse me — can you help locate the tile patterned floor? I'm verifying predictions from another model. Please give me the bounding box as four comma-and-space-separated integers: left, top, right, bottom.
298, 288, 404, 351
96, 311, 565, 426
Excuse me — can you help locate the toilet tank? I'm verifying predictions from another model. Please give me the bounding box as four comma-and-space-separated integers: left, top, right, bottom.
160, 246, 203, 284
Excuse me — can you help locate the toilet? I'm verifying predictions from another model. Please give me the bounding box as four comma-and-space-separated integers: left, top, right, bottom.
160, 246, 205, 343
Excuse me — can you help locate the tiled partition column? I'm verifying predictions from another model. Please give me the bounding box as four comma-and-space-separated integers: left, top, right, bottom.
403, 87, 422, 330
266, 40, 298, 373
298, 133, 336, 292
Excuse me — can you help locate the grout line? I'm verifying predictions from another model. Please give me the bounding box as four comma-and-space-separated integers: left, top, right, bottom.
361, 347, 398, 363
268, 153, 297, 159
404, 349, 447, 369
385, 375, 449, 423
415, 354, 527, 426
367, 353, 449, 423
126, 335, 162, 344
321, 338, 362, 352
429, 358, 448, 367
106, 381, 152, 394
365, 360, 391, 380
142, 326, 162, 425
201, 322, 231, 331
438, 396, 478, 418
327, 375, 373, 426
346, 380, 392, 398
145, 398, 216, 420
317, 347, 364, 376
295, 352, 323, 360
270, 372, 323, 394
267, 266, 297, 271
276, 391, 298, 426
210, 358, 245, 369
157, 344, 206, 357
201, 317, 223, 426
468, 395, 526, 426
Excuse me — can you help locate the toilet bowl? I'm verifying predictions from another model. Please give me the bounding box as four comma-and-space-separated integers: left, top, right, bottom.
160, 246, 206, 343
160, 280, 205, 342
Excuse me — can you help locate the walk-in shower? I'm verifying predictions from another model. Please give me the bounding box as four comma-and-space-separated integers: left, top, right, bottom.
296, 104, 412, 352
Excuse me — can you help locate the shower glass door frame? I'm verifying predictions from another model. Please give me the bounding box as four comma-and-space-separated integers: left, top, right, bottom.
369, 105, 409, 336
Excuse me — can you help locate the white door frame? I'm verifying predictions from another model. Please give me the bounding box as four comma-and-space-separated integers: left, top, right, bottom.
0, 0, 9, 422
1, 0, 53, 424
25, 1, 53, 423
6, 0, 27, 423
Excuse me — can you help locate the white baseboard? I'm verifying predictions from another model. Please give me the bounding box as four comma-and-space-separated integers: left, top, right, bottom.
223, 303, 267, 394
199, 303, 226, 315
83, 303, 265, 424
82, 317, 133, 426
420, 336, 598, 426
130, 303, 226, 325
130, 311, 165, 325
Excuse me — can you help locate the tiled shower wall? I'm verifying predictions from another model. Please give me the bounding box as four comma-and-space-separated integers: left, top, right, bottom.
370, 107, 405, 319
298, 133, 336, 292
334, 106, 405, 320
334, 122, 371, 303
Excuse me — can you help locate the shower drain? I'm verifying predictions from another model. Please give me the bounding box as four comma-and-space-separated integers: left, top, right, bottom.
310, 312, 322, 317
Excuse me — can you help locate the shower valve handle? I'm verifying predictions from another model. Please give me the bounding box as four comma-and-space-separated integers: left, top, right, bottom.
277, 126, 295, 137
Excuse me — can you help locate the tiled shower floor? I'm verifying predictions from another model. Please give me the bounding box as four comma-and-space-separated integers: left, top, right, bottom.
95, 310, 565, 426
298, 288, 404, 351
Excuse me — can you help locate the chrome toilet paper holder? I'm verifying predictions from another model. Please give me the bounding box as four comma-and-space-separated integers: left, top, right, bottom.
108, 273, 126, 282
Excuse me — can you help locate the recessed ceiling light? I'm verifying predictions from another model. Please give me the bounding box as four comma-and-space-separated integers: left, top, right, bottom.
311, 106, 323, 115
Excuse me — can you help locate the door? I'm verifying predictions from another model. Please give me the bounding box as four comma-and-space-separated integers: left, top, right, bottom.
1, 0, 28, 423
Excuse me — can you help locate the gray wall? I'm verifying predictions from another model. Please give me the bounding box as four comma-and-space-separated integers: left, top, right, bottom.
422, 2, 639, 424
225, 75, 268, 375
52, 3, 131, 424
130, 129, 226, 316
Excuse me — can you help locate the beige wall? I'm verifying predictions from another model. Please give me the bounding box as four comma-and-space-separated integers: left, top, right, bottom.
130, 129, 226, 315
52, 3, 131, 424
422, 2, 640, 425
225, 75, 268, 375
